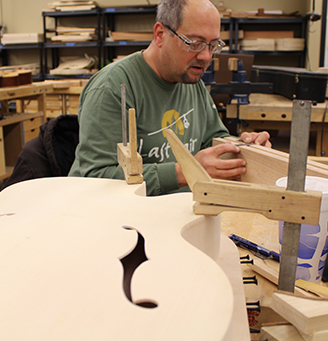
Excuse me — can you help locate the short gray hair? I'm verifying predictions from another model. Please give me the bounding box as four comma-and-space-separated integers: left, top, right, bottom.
156, 0, 187, 31
156, 0, 218, 31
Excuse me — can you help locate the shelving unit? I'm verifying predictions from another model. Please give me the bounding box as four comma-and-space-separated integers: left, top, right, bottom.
101, 5, 157, 65
0, 7, 308, 80
42, 8, 102, 80
230, 17, 307, 67
0, 43, 44, 81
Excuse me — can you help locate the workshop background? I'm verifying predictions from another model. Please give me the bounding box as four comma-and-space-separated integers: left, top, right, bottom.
0, 0, 323, 70
0, 2, 328, 340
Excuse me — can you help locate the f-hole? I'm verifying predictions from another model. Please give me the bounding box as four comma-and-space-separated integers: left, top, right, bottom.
120, 228, 158, 309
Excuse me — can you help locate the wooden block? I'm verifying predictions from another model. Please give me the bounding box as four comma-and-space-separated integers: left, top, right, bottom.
309, 157, 328, 166
228, 58, 239, 71
240, 38, 275, 50
213, 137, 328, 185
295, 279, 328, 299
300, 328, 328, 341
248, 259, 314, 297
117, 143, 143, 184
271, 292, 328, 334
260, 324, 304, 341
275, 38, 305, 51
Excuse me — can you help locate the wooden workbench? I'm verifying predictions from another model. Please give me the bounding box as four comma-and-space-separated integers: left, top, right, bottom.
226, 94, 328, 156
19, 79, 86, 118
0, 82, 53, 181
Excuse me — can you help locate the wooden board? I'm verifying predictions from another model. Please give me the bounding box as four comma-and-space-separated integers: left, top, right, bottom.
228, 94, 328, 124
271, 292, 328, 335
0, 177, 236, 340
213, 137, 328, 185
260, 324, 304, 341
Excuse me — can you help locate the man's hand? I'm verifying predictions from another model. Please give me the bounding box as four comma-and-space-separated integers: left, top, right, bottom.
240, 131, 271, 147
176, 143, 246, 187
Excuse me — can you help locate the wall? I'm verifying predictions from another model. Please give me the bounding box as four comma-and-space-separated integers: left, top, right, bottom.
0, 0, 323, 70
0, 0, 311, 33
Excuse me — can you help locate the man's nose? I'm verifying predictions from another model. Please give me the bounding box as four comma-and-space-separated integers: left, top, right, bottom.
196, 45, 213, 62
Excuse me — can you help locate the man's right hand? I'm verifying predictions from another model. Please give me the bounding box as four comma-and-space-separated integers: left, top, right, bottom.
175, 143, 246, 188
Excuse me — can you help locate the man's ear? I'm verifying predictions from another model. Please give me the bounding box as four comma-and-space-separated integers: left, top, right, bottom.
153, 22, 166, 47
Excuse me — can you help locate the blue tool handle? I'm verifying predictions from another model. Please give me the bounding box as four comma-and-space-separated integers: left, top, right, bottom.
229, 234, 280, 262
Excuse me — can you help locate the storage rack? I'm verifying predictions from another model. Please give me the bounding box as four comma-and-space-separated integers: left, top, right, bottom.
231, 17, 307, 67
0, 43, 44, 81
42, 8, 102, 80
0, 7, 308, 80
102, 5, 157, 65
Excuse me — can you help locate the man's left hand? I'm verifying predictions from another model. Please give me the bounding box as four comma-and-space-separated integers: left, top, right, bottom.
240, 131, 271, 147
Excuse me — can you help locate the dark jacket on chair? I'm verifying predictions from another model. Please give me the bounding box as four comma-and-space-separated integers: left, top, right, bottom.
1, 114, 79, 191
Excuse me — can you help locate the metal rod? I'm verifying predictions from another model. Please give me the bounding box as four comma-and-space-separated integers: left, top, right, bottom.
121, 84, 127, 146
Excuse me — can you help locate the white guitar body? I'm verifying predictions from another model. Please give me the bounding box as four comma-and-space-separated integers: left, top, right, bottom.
0, 178, 234, 340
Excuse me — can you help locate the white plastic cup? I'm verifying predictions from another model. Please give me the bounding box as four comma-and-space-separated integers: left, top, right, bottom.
276, 176, 328, 283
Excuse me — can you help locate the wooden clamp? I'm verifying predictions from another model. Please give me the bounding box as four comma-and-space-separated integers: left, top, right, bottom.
165, 129, 322, 225
117, 108, 143, 184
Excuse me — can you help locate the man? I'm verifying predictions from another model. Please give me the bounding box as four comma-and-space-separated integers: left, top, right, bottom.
68, 0, 271, 195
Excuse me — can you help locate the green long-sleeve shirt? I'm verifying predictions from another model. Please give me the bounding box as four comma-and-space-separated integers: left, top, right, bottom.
68, 51, 230, 195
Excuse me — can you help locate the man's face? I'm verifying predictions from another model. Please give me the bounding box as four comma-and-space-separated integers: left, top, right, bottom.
162, 2, 221, 84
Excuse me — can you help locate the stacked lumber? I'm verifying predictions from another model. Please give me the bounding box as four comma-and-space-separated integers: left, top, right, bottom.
48, 1, 98, 11
240, 38, 275, 51
49, 54, 98, 75
240, 30, 305, 51
275, 38, 305, 51
106, 31, 153, 42
51, 26, 97, 42
1, 33, 42, 45
260, 291, 328, 340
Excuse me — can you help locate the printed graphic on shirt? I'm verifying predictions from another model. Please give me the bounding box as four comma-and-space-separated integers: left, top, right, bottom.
139, 108, 197, 163
147, 109, 194, 138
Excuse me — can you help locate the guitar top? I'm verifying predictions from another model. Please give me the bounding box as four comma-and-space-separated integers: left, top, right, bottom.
0, 177, 234, 340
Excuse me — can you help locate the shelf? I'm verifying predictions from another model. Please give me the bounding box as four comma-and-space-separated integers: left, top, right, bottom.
0, 8, 308, 79
230, 16, 307, 67
233, 17, 305, 24
43, 8, 102, 73
103, 40, 152, 47
44, 73, 94, 80
44, 41, 100, 48
102, 5, 157, 14
42, 9, 100, 17
0, 112, 43, 127
235, 50, 304, 56
0, 43, 43, 50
